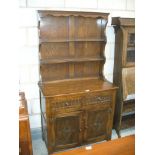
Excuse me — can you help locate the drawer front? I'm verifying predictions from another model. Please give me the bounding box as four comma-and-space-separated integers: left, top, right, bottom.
83, 91, 113, 109
47, 91, 114, 114
47, 95, 83, 114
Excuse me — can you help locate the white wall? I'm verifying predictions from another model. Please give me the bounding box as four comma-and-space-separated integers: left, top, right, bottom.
18, 0, 135, 129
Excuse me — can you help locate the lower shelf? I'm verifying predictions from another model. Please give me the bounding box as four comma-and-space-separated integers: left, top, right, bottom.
121, 114, 135, 129
123, 99, 135, 114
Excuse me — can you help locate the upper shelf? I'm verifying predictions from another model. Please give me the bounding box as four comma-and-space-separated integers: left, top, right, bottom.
40, 57, 105, 65
39, 38, 107, 43
38, 10, 109, 82
127, 44, 135, 48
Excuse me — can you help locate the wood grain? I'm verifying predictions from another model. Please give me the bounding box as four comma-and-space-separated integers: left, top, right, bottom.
19, 92, 33, 155
112, 17, 135, 137
53, 135, 135, 155
38, 10, 117, 154
39, 79, 117, 97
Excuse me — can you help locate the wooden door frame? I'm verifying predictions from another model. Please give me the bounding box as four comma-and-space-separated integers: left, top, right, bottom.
48, 111, 83, 153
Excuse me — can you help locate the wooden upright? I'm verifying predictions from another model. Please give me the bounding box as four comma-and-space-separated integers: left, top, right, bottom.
112, 17, 135, 137
19, 92, 33, 155
38, 10, 117, 154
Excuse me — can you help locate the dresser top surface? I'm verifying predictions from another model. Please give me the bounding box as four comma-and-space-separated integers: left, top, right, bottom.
39, 79, 117, 97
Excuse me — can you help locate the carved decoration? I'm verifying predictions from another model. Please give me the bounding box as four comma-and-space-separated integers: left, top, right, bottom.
55, 116, 79, 145
53, 98, 81, 109
85, 95, 112, 105
51, 95, 111, 110
38, 10, 109, 19
86, 110, 108, 139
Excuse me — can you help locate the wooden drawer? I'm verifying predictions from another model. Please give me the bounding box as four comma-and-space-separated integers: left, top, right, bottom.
47, 95, 83, 114
47, 91, 114, 115
83, 91, 113, 109
47, 91, 113, 113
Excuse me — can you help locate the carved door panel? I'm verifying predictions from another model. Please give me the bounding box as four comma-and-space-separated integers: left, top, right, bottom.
49, 111, 82, 152
84, 108, 112, 143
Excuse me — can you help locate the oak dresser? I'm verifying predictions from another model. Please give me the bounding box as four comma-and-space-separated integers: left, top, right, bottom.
38, 10, 117, 154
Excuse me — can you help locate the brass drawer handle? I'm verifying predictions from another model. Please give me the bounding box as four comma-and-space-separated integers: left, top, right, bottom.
65, 102, 69, 106
108, 109, 112, 113
79, 128, 82, 132
50, 118, 55, 123
85, 126, 88, 129
97, 97, 102, 101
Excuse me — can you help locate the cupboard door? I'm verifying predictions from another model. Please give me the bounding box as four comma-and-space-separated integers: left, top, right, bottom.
84, 108, 112, 143
49, 112, 82, 152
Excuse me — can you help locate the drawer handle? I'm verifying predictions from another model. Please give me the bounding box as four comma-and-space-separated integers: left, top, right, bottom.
97, 97, 102, 101
85, 125, 88, 129
108, 109, 112, 113
65, 102, 69, 106
50, 118, 54, 123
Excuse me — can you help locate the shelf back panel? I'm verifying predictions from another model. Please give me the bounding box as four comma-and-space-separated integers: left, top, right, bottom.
40, 61, 103, 82
39, 16, 107, 41
40, 42, 105, 59
38, 11, 109, 82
